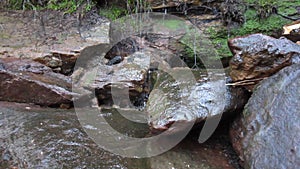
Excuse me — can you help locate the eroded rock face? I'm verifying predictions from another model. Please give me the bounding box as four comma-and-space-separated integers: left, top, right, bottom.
230, 64, 300, 169
0, 58, 77, 107
147, 68, 249, 131
228, 34, 300, 91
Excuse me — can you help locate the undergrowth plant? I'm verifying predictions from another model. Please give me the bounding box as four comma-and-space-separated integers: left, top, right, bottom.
207, 0, 298, 58
2, 0, 93, 13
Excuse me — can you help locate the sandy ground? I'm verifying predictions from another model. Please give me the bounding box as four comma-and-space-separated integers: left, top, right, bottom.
0, 9, 110, 59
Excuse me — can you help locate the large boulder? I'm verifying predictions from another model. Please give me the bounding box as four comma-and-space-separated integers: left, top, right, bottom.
230, 64, 300, 169
228, 34, 300, 91
0, 58, 77, 107
147, 68, 249, 131
74, 46, 174, 108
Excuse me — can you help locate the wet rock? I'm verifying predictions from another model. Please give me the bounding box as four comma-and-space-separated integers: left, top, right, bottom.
104, 37, 140, 60
147, 68, 249, 131
73, 42, 175, 108
230, 64, 300, 169
79, 51, 150, 107
106, 55, 123, 65
283, 20, 300, 43
0, 58, 77, 106
0, 62, 5, 70
228, 34, 300, 91
34, 51, 79, 75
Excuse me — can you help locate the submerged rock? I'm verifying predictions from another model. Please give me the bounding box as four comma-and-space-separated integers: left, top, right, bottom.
147, 68, 249, 131
228, 34, 300, 91
230, 64, 300, 169
0, 58, 77, 107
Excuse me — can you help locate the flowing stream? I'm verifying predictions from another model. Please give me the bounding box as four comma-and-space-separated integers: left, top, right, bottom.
0, 102, 239, 169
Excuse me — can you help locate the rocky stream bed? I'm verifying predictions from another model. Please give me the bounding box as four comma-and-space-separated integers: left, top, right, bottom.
0, 6, 300, 169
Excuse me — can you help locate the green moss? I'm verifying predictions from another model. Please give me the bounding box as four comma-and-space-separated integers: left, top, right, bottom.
205, 28, 231, 58
0, 33, 11, 39
206, 0, 297, 59
233, 14, 289, 36
157, 19, 184, 30
99, 6, 126, 20
277, 0, 300, 16
47, 0, 76, 13
47, 0, 93, 14
244, 9, 257, 20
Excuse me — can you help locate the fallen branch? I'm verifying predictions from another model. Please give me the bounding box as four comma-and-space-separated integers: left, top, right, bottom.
226, 77, 266, 86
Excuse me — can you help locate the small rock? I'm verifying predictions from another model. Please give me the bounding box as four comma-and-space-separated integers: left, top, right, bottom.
106, 55, 123, 65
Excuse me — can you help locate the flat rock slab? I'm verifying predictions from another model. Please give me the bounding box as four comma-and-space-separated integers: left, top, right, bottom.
228, 34, 300, 91
0, 58, 77, 106
147, 68, 249, 130
230, 64, 300, 169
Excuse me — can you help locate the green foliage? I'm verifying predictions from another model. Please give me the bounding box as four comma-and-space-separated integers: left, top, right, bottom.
3, 0, 21, 10
47, 0, 76, 13
244, 0, 300, 18
233, 14, 289, 35
207, 11, 289, 58
207, 0, 296, 58
47, 0, 93, 14
244, 0, 277, 6
2, 0, 37, 10
277, 0, 300, 16
3, 0, 93, 13
205, 28, 231, 58
99, 6, 126, 20
257, 0, 277, 7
